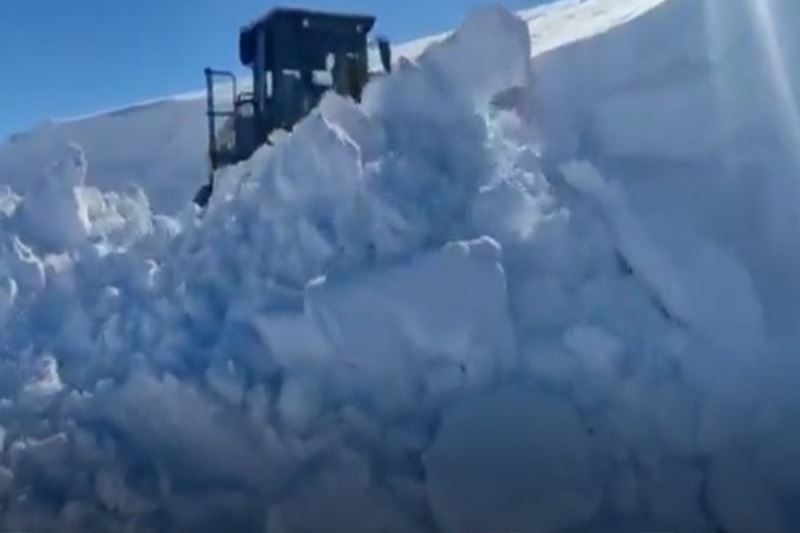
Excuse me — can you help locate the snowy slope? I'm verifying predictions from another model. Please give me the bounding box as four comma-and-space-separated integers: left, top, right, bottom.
0, 1, 800, 532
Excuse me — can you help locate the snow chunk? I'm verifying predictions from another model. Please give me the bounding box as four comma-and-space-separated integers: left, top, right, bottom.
708, 453, 793, 533
97, 371, 293, 492
10, 144, 91, 252
0, 466, 12, 497
253, 311, 333, 368
415, 5, 533, 107
20, 354, 64, 401
0, 275, 17, 325
0, 184, 20, 216
306, 237, 515, 408
561, 160, 766, 356
564, 323, 623, 363
425, 386, 602, 533
95, 468, 158, 516
276, 374, 322, 436
268, 449, 416, 533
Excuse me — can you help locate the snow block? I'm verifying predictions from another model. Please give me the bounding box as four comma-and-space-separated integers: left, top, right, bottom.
306, 237, 515, 413
425, 386, 603, 533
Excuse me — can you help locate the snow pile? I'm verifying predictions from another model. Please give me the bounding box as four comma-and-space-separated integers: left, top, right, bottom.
0, 1, 799, 532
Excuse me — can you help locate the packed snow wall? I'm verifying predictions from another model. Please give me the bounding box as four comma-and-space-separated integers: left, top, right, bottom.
533, 0, 800, 327
0, 1, 799, 532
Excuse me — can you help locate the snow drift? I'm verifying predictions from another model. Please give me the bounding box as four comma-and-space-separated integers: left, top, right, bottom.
1, 0, 800, 532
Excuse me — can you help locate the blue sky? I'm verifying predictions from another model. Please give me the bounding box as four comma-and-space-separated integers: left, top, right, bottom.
0, 0, 549, 139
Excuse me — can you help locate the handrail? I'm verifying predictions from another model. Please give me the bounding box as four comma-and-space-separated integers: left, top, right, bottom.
204, 68, 238, 171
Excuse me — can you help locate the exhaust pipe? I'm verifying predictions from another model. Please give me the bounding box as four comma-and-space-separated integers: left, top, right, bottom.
377, 37, 392, 73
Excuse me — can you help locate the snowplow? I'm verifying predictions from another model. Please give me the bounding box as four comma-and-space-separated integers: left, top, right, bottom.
194, 7, 392, 206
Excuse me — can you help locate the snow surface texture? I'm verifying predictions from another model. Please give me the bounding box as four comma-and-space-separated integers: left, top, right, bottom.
1, 0, 800, 532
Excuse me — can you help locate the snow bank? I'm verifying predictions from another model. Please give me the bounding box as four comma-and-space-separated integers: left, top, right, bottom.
533, 0, 800, 323
535, 0, 800, 162
0, 1, 799, 532
0, 96, 206, 214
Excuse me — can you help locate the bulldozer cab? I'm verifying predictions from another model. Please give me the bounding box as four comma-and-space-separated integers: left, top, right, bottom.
203, 8, 379, 179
